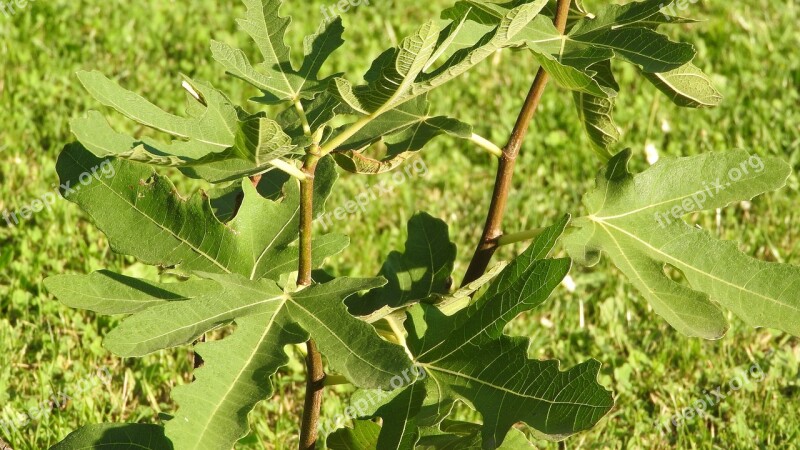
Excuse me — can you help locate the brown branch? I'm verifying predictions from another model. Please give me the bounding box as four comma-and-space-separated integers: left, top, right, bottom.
461, 0, 572, 286
297, 154, 325, 450
0, 437, 13, 450
299, 339, 325, 450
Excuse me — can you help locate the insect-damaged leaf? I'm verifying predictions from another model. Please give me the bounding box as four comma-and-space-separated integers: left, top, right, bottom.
55, 144, 343, 280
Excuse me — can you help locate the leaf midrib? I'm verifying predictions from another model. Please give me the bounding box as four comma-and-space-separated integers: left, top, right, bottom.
593, 217, 800, 313
114, 293, 286, 350
66, 151, 233, 274
422, 364, 608, 408
289, 300, 399, 378
184, 301, 287, 447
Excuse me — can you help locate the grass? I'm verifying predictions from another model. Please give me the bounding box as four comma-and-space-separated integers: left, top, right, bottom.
0, 0, 799, 448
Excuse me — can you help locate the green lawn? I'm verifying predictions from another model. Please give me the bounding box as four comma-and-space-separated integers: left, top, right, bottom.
0, 0, 798, 449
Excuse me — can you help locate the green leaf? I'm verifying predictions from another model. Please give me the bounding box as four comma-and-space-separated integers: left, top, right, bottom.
212, 1, 345, 104
71, 111, 197, 167
463, 0, 694, 74
315, 1, 547, 164
51, 423, 172, 450
569, 0, 672, 34
277, 91, 351, 143
50, 138, 416, 449
445, 2, 615, 98
564, 149, 799, 339
329, 96, 472, 174
417, 422, 535, 449
72, 72, 299, 182
431, 260, 509, 316
441, 0, 523, 25
56, 144, 343, 280
372, 380, 427, 449
232, 115, 297, 164
287, 277, 416, 387
643, 63, 723, 108
333, 20, 441, 115
335, 96, 473, 152
361, 217, 613, 448
43, 271, 216, 315
327, 420, 382, 450
573, 61, 619, 159
567, 0, 695, 73
332, 150, 418, 175
165, 309, 305, 449
75, 71, 237, 154
331, 1, 547, 118
101, 275, 287, 357
479, 0, 713, 157
348, 213, 456, 316
162, 276, 410, 450
207, 169, 290, 222
530, 48, 616, 97
49, 272, 412, 450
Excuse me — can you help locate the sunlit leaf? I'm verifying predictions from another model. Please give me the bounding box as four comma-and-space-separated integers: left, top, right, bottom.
565, 149, 799, 338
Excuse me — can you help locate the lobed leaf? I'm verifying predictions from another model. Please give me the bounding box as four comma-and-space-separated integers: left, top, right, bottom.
76, 71, 237, 154
165, 311, 304, 450
565, 149, 799, 338
51, 423, 172, 450
643, 63, 723, 108
44, 271, 216, 315
322, 0, 547, 160
49, 269, 412, 450
348, 213, 456, 316
330, 97, 472, 174
101, 276, 287, 357
55, 144, 344, 280
72, 72, 299, 182
354, 217, 613, 448
572, 61, 620, 159
212, 0, 345, 104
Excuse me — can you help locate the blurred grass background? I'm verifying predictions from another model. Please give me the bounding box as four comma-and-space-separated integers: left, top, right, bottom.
0, 0, 799, 448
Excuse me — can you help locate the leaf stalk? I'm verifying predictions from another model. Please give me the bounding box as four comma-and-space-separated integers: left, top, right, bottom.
496, 227, 546, 247
269, 158, 308, 180
470, 133, 503, 158
294, 100, 313, 136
